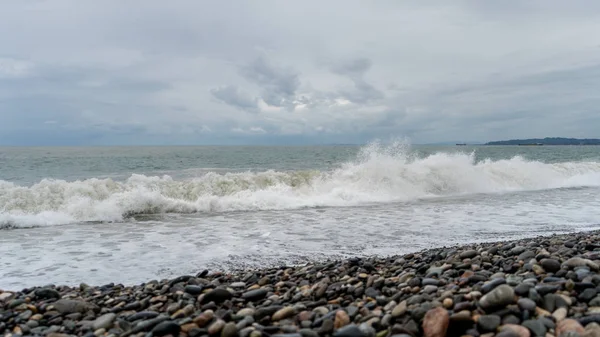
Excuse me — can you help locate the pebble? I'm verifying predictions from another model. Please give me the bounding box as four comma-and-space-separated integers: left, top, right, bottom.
540, 259, 561, 273
34, 288, 61, 299
203, 288, 233, 303
563, 257, 599, 271
152, 321, 181, 337
423, 285, 438, 293
580, 288, 598, 302
518, 298, 537, 312
500, 324, 531, 337
507, 275, 523, 286
52, 299, 98, 314
242, 289, 269, 302
273, 306, 296, 321
319, 319, 334, 335
184, 285, 204, 295
391, 301, 407, 318
0, 292, 13, 302
555, 318, 585, 336
522, 319, 547, 336
237, 308, 255, 317
221, 322, 238, 337
334, 310, 350, 329
333, 324, 363, 337
585, 323, 600, 337
460, 250, 478, 259
518, 250, 536, 261
422, 307, 449, 337
479, 284, 515, 310
128, 311, 160, 322
482, 278, 507, 293
209, 319, 226, 335
552, 307, 567, 321
514, 283, 533, 296
92, 313, 116, 330
478, 315, 501, 332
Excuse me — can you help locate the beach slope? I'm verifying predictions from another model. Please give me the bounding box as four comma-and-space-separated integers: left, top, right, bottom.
2, 230, 600, 336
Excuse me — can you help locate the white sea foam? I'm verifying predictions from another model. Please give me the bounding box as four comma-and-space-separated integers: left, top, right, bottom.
2, 141, 600, 228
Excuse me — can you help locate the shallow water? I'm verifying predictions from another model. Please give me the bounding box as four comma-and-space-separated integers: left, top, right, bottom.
1, 143, 600, 289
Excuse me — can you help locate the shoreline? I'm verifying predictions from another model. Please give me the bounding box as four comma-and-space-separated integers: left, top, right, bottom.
2, 230, 600, 336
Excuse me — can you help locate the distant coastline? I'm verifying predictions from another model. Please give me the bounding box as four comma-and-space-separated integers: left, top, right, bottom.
485, 137, 600, 146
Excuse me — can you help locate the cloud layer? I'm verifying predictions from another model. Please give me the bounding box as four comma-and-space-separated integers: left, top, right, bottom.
1, 1, 599, 145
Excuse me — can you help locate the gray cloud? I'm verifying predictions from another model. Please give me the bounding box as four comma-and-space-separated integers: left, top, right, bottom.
210, 85, 258, 112
0, 1, 599, 144
330, 58, 384, 103
331, 58, 372, 77
391, 62, 600, 142
239, 55, 300, 108
338, 79, 384, 104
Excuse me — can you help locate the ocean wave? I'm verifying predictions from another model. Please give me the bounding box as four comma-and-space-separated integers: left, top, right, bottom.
2, 141, 600, 228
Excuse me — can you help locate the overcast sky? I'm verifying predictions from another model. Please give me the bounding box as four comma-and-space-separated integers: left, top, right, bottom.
1, 1, 599, 145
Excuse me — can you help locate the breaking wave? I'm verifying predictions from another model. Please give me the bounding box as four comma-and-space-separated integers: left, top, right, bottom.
2, 141, 600, 228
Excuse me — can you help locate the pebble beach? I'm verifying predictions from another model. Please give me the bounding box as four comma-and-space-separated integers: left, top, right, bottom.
3, 230, 600, 337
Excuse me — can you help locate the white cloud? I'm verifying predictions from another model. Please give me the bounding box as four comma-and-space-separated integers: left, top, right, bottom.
231, 126, 267, 135
0, 0, 599, 144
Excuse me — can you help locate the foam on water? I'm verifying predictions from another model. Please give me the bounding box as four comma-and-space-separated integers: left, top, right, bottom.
2, 141, 600, 228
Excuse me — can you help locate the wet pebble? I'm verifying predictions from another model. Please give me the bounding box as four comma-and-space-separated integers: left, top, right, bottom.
478, 315, 501, 332
152, 320, 181, 337
540, 258, 561, 273
479, 284, 515, 310
92, 313, 116, 330
522, 319, 546, 336
518, 298, 537, 312
422, 307, 449, 337
242, 289, 268, 302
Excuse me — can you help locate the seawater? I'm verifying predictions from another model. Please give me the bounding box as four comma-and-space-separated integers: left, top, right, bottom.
1, 142, 600, 289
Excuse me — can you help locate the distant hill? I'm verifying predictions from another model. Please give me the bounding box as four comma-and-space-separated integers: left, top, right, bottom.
486, 137, 600, 145
420, 141, 484, 145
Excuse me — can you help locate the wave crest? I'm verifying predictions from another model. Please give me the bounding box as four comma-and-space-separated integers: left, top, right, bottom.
2, 142, 600, 227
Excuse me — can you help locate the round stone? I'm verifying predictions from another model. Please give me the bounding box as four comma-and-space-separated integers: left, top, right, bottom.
540, 259, 561, 273
477, 315, 501, 332
517, 298, 536, 312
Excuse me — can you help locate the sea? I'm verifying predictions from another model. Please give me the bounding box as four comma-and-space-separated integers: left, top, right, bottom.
1, 142, 600, 290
